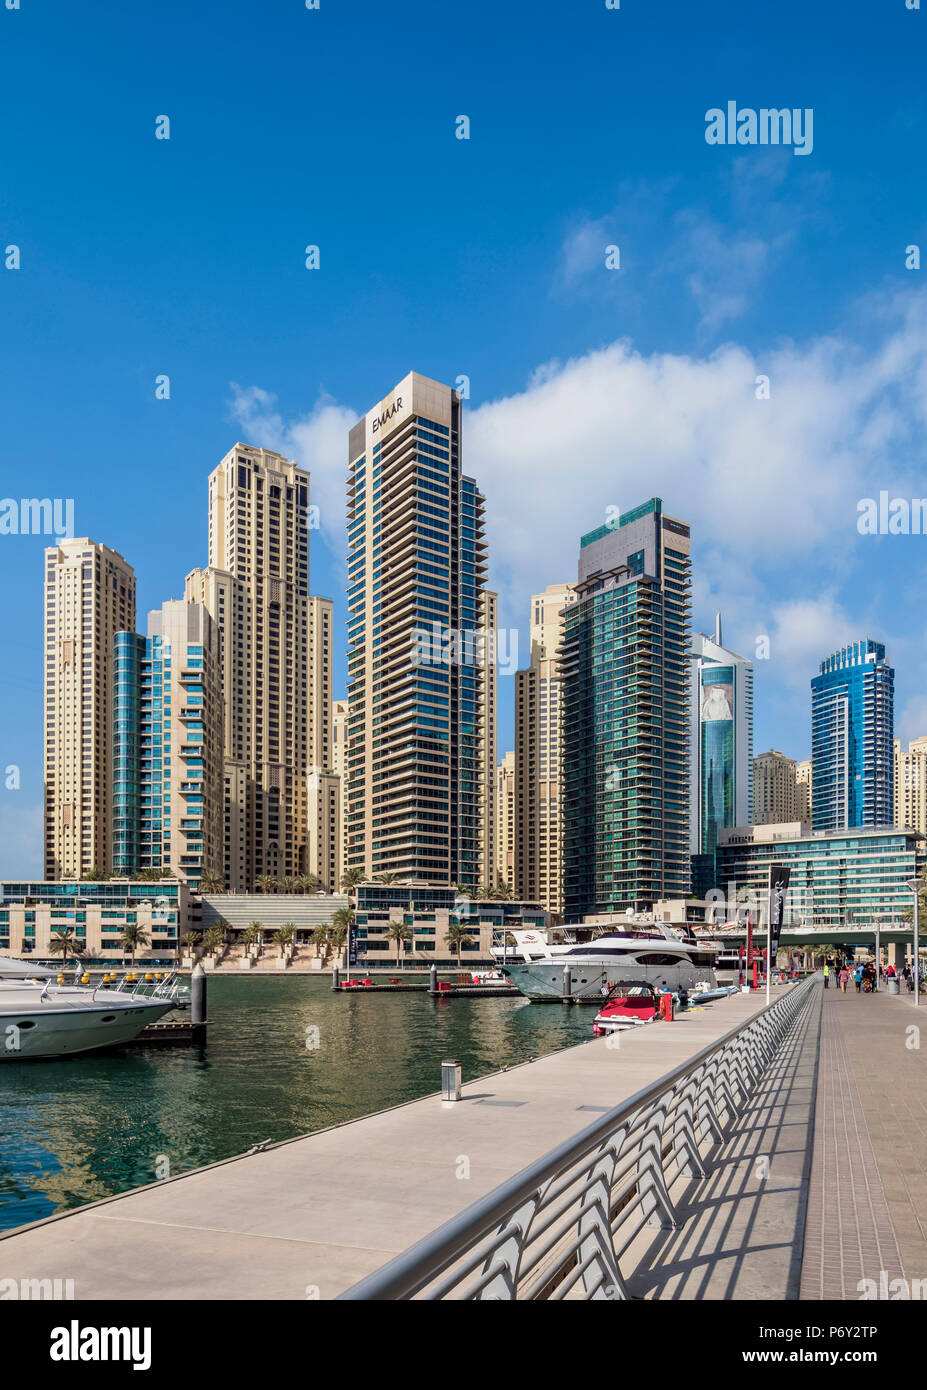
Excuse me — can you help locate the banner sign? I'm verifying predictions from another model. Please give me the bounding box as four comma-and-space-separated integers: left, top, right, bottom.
768, 864, 791, 963
348, 923, 358, 968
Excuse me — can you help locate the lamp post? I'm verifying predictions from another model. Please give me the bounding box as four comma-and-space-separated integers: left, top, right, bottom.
906, 879, 921, 1008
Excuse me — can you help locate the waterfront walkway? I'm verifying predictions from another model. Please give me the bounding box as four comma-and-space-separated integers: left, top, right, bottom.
2, 980, 924, 1299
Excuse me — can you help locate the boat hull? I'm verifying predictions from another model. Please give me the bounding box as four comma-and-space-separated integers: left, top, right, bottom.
502, 959, 716, 1002
0, 996, 178, 1060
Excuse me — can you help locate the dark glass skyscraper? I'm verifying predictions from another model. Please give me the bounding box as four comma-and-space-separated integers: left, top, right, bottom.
811, 639, 894, 830
561, 498, 692, 919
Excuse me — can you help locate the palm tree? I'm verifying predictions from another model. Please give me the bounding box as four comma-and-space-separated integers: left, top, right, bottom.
445, 920, 472, 967
255, 874, 275, 895
280, 876, 297, 895
200, 926, 223, 955
180, 931, 201, 957
332, 906, 354, 932
341, 868, 364, 893
49, 928, 80, 965
328, 924, 348, 963
297, 873, 320, 895
311, 924, 331, 960
386, 921, 412, 966
119, 923, 150, 965
200, 870, 224, 893
275, 924, 296, 953
135, 867, 161, 882
83, 866, 105, 882
376, 871, 401, 885
242, 922, 262, 955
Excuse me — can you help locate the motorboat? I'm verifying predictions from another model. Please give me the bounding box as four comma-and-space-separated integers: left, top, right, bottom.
592, 981, 660, 1036
500, 924, 718, 1001
0, 958, 184, 1060
469, 969, 508, 985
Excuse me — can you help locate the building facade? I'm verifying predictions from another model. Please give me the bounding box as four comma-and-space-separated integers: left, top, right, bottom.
112, 600, 224, 888
561, 498, 692, 919
753, 749, 799, 825
514, 583, 577, 914
44, 539, 136, 879
0, 879, 194, 961
495, 750, 516, 889
353, 882, 548, 964
811, 639, 894, 831
894, 736, 927, 834
345, 372, 490, 884
689, 616, 754, 854
796, 758, 812, 824
187, 444, 314, 890
702, 821, 924, 929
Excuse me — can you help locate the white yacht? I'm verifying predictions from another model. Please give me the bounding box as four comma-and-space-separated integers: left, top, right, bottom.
0, 958, 183, 1060
499, 923, 718, 1001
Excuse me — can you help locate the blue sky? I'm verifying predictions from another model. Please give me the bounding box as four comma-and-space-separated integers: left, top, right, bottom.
2, 0, 926, 875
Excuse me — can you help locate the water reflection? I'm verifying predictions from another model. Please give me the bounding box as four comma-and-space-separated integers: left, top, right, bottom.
0, 978, 591, 1230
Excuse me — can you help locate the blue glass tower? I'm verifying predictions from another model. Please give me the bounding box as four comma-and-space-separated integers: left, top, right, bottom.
561, 498, 692, 918
811, 638, 894, 831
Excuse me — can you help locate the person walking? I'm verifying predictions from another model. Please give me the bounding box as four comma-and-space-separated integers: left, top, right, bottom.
823, 962, 830, 989
854, 964, 864, 993
838, 965, 849, 993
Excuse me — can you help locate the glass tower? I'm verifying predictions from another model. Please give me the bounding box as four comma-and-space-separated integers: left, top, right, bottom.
811, 638, 894, 831
689, 618, 754, 854
561, 498, 692, 919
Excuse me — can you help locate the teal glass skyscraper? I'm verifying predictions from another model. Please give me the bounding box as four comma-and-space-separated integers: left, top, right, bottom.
811, 638, 894, 830
561, 498, 692, 919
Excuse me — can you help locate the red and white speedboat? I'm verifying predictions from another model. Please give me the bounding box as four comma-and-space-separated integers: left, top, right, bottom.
592, 980, 660, 1036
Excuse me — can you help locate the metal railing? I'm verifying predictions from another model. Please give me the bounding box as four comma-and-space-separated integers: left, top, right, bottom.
339, 975, 819, 1301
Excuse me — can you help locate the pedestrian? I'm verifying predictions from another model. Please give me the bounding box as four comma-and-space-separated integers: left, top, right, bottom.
823, 962, 830, 989
838, 965, 849, 993
854, 964, 864, 993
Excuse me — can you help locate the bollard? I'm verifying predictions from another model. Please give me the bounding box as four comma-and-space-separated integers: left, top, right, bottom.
190, 962, 206, 1025
332, 965, 340, 992
561, 965, 572, 1002
429, 964, 438, 994
441, 1058, 461, 1102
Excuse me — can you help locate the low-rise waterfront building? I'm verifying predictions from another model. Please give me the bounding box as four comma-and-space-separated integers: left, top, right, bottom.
0, 879, 196, 962
696, 821, 925, 929
354, 882, 549, 964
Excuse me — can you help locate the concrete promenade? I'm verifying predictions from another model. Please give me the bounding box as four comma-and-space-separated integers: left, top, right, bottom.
0, 987, 787, 1300
800, 986, 927, 1297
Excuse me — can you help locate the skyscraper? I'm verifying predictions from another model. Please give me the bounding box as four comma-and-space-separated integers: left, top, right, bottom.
187, 444, 313, 889
345, 372, 490, 884
689, 615, 753, 853
113, 599, 224, 887
753, 749, 800, 824
561, 498, 692, 918
479, 589, 499, 888
894, 736, 927, 833
495, 750, 516, 889
811, 639, 894, 831
44, 539, 136, 878
304, 595, 337, 890
514, 582, 577, 913
796, 758, 812, 823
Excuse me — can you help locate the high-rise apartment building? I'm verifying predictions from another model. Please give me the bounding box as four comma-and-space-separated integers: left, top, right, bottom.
304, 595, 337, 890
561, 498, 692, 918
345, 372, 489, 884
112, 599, 224, 887
187, 444, 313, 889
514, 582, 577, 913
894, 736, 927, 833
495, 751, 516, 889
44, 539, 136, 878
689, 616, 754, 853
753, 750, 800, 824
811, 639, 894, 831
796, 758, 812, 824
330, 698, 349, 886
480, 590, 499, 887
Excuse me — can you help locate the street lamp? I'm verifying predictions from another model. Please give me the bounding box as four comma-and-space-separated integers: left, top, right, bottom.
905, 878, 921, 1008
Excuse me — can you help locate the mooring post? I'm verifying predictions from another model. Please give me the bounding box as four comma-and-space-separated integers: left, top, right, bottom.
332, 964, 340, 992
429, 964, 438, 995
562, 964, 572, 1003
191, 961, 207, 1043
